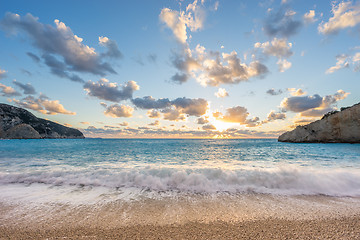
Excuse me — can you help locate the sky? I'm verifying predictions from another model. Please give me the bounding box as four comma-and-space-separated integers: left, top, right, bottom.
0, 0, 359, 138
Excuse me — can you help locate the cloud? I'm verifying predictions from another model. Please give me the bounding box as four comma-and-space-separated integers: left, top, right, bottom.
13, 95, 76, 115
147, 54, 157, 63
287, 88, 306, 96
148, 120, 160, 126
118, 122, 129, 127
254, 38, 293, 59
202, 124, 216, 130
12, 80, 36, 94
325, 53, 360, 73
98, 36, 123, 59
84, 78, 139, 102
196, 116, 209, 124
0, 67, 7, 79
266, 111, 286, 122
0, 13, 120, 81
215, 88, 229, 98
133, 96, 208, 117
80, 122, 90, 125
277, 58, 292, 72
26, 52, 40, 63
104, 104, 134, 118
214, 106, 260, 127
159, 0, 205, 44
0, 83, 21, 97
303, 10, 317, 24
132, 96, 171, 109
147, 109, 161, 118
162, 108, 186, 121
281, 90, 350, 117
255, 38, 293, 72
263, 7, 302, 38
266, 88, 283, 95
281, 94, 323, 112
171, 72, 190, 84
196, 49, 268, 86
318, 1, 360, 35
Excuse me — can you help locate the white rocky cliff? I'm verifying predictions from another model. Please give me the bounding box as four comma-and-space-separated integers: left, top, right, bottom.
278, 103, 360, 143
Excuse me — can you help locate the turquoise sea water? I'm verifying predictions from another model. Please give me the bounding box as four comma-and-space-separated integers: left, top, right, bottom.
1, 139, 360, 201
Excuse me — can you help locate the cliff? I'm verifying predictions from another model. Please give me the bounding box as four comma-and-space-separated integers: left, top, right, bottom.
0, 103, 84, 139
278, 103, 360, 143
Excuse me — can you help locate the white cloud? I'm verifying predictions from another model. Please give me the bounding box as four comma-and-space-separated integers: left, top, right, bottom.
215, 88, 229, 98
159, 0, 205, 44
104, 104, 134, 118
0, 68, 7, 79
326, 54, 350, 74
287, 88, 306, 96
277, 59, 292, 72
303, 10, 317, 24
13, 95, 76, 115
318, 1, 360, 34
0, 83, 21, 97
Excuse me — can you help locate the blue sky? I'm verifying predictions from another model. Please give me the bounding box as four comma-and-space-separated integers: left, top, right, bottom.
0, 0, 359, 138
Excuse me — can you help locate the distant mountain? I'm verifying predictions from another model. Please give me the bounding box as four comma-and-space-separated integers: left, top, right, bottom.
278, 103, 360, 143
0, 103, 84, 139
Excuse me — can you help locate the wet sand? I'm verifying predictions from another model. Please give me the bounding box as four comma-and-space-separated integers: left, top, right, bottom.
1, 194, 360, 239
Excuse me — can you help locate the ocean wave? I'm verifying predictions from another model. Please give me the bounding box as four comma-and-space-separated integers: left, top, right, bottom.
1, 167, 360, 196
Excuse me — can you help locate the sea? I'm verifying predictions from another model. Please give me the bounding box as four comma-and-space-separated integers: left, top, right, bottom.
1, 139, 360, 226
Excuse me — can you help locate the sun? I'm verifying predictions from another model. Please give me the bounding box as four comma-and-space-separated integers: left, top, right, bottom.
211, 119, 238, 132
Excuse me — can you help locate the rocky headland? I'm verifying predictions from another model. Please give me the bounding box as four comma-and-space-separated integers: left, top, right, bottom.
0, 103, 84, 139
278, 103, 360, 143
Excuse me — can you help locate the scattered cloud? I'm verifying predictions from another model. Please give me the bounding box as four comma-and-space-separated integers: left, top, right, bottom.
159, 0, 205, 44
84, 78, 139, 102
80, 121, 90, 125
277, 58, 292, 72
202, 124, 216, 130
196, 116, 209, 124
264, 111, 286, 123
281, 90, 350, 117
318, 1, 360, 35
215, 88, 229, 98
0, 13, 121, 82
214, 106, 260, 127
13, 94, 76, 115
148, 120, 160, 126
104, 104, 134, 118
263, 6, 302, 38
266, 88, 283, 96
133, 96, 208, 118
325, 53, 360, 73
0, 83, 21, 97
26, 52, 40, 63
287, 88, 306, 96
12, 80, 36, 94
147, 109, 161, 118
162, 107, 186, 121
303, 10, 317, 24
255, 38, 293, 72
0, 67, 7, 79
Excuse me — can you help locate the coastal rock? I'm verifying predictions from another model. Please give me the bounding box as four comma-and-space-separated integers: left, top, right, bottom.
278, 103, 360, 143
0, 103, 84, 139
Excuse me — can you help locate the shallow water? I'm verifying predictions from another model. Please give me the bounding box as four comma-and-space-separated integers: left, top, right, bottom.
1, 139, 360, 201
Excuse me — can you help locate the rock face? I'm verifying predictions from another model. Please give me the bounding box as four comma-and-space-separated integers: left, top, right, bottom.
0, 103, 84, 139
278, 103, 360, 143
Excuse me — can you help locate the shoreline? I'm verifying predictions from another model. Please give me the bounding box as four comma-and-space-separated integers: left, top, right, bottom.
1, 194, 360, 239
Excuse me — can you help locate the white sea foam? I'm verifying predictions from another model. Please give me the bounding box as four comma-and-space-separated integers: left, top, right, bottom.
1, 167, 360, 198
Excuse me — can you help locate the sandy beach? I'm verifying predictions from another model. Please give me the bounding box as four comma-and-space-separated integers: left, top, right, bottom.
1, 193, 360, 239
1, 216, 360, 239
